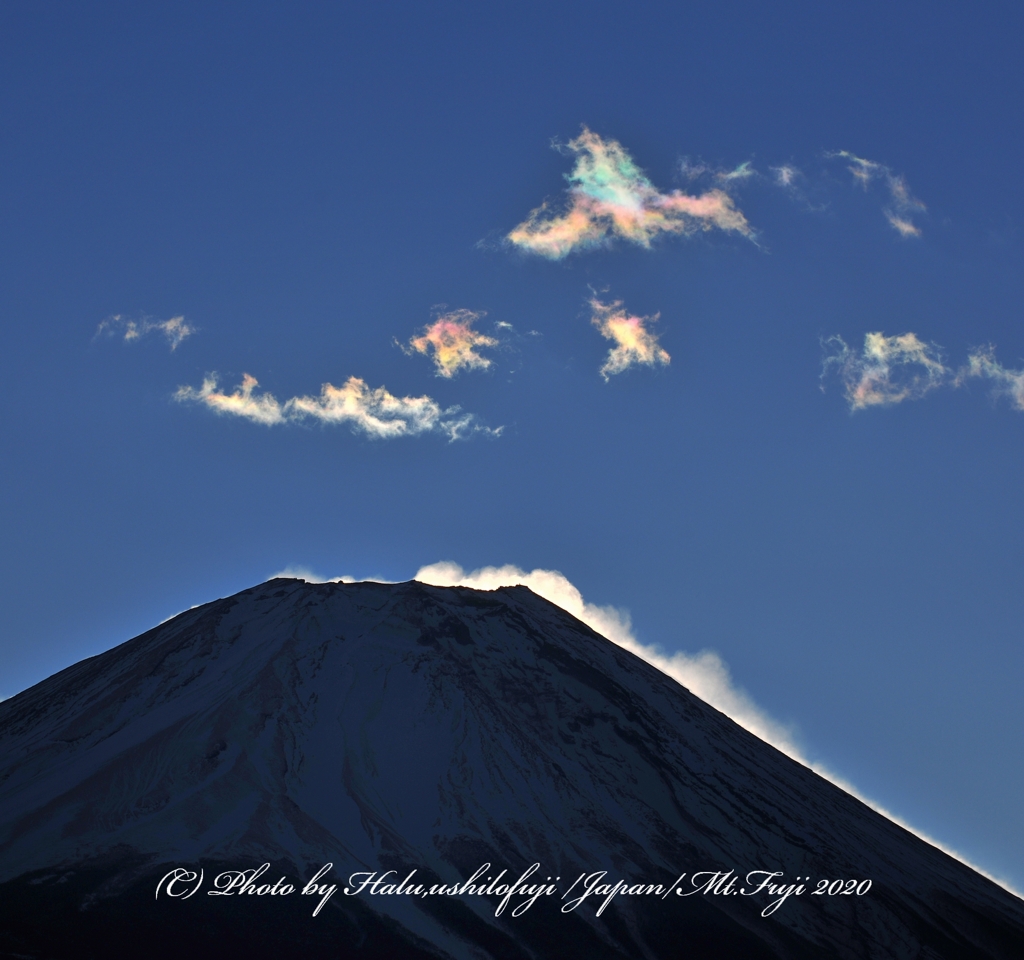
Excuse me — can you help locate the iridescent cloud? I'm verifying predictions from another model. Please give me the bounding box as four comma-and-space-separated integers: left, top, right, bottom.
177, 374, 285, 425
958, 347, 1024, 410
822, 332, 949, 409
589, 298, 670, 380
175, 373, 496, 440
404, 309, 498, 378
96, 314, 195, 349
508, 128, 755, 259
715, 161, 756, 183
829, 151, 926, 237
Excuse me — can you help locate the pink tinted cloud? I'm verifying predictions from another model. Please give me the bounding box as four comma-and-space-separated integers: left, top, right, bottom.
829, 151, 926, 237
175, 373, 496, 440
590, 298, 670, 380
822, 332, 949, 409
405, 309, 498, 378
508, 128, 755, 259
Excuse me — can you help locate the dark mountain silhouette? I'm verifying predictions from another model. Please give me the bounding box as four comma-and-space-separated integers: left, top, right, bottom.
2, 578, 1022, 959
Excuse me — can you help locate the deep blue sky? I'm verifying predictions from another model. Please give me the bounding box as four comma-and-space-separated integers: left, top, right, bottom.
2, 2, 1023, 887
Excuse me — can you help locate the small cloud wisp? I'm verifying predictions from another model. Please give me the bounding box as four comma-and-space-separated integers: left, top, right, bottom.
829, 151, 926, 237
413, 560, 1018, 895
771, 165, 799, 186
96, 314, 196, 350
404, 309, 499, 378
508, 128, 754, 259
589, 297, 670, 380
176, 373, 496, 440
822, 332, 949, 409
958, 347, 1024, 410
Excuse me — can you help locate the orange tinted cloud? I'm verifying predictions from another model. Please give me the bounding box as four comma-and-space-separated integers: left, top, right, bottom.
405, 309, 498, 378
175, 373, 496, 440
590, 297, 670, 380
509, 128, 754, 259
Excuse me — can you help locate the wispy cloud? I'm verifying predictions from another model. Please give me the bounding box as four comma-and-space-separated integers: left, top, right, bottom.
403, 309, 499, 378
957, 346, 1024, 410
770, 164, 802, 188
678, 158, 757, 184
589, 297, 670, 380
508, 128, 755, 259
96, 314, 196, 350
828, 151, 926, 237
822, 332, 949, 409
175, 373, 497, 440
715, 160, 756, 183
414, 560, 1019, 895
824, 333, 1024, 415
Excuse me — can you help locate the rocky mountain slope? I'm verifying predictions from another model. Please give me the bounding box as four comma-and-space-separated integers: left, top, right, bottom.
1, 578, 1022, 959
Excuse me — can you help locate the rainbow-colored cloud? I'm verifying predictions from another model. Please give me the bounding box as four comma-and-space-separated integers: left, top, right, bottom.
175, 373, 495, 440
508, 128, 755, 259
590, 298, 670, 380
405, 309, 498, 378
829, 151, 926, 237
822, 332, 949, 409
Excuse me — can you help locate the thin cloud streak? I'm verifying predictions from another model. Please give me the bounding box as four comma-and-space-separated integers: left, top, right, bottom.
822, 332, 949, 409
175, 373, 497, 440
414, 560, 1020, 896
404, 309, 498, 378
716, 161, 755, 182
508, 128, 755, 259
589, 297, 670, 380
829, 151, 926, 237
96, 314, 196, 350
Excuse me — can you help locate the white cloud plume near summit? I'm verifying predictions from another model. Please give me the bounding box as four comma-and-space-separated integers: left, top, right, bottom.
415, 560, 799, 754
414, 560, 1019, 894
508, 128, 755, 259
268, 565, 357, 584
175, 373, 497, 440
96, 314, 195, 350
589, 297, 670, 380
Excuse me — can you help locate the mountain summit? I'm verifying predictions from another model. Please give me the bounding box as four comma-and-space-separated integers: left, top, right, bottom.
1, 578, 1022, 958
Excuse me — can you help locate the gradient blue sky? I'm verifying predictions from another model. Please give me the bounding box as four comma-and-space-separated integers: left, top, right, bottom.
2, 1, 1023, 888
